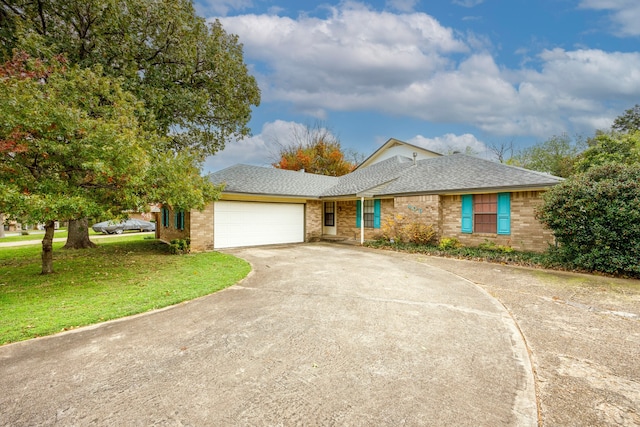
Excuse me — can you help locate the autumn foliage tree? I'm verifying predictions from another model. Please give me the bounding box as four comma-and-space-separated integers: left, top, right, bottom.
0, 53, 219, 273
273, 124, 356, 176
0, 54, 152, 272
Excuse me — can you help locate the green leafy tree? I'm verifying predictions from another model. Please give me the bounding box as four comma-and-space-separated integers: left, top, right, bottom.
612, 104, 640, 134
1, 0, 260, 246
508, 133, 585, 177
537, 163, 640, 277
0, 0, 260, 153
0, 54, 218, 273
273, 123, 356, 176
575, 131, 640, 173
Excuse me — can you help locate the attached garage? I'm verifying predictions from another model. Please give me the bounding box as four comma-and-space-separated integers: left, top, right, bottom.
213, 201, 305, 249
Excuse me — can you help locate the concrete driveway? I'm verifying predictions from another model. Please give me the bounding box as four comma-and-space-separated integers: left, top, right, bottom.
0, 243, 537, 426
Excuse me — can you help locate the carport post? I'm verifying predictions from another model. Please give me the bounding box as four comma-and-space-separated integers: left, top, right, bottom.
360, 196, 365, 245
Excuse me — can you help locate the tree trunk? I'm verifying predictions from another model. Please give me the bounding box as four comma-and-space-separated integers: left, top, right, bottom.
0, 213, 5, 238
64, 217, 97, 249
41, 220, 55, 274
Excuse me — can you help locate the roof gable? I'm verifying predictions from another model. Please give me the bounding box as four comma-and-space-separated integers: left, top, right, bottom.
356, 138, 441, 170
321, 155, 413, 197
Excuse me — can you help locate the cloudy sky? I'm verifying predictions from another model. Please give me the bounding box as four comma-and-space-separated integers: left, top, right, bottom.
196, 0, 640, 172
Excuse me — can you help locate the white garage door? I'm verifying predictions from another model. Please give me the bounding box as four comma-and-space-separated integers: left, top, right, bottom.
214, 201, 305, 249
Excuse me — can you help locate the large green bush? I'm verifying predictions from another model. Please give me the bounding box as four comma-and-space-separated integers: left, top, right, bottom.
537, 163, 640, 276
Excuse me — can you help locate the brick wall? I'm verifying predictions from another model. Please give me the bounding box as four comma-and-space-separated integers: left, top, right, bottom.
336, 199, 394, 241
393, 195, 441, 235
439, 191, 553, 252
337, 200, 358, 240
157, 206, 190, 244
306, 200, 323, 242
510, 191, 555, 252
190, 203, 214, 251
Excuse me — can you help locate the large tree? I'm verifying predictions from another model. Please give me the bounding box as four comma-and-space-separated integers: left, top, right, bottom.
508, 133, 585, 178
0, 54, 218, 273
612, 104, 640, 134
272, 123, 356, 176
575, 131, 640, 173
1, 0, 260, 151
1, 0, 260, 246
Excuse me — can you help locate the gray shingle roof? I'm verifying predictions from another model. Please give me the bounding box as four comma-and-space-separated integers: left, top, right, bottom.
375, 154, 562, 195
210, 154, 562, 199
209, 164, 339, 197
321, 155, 415, 197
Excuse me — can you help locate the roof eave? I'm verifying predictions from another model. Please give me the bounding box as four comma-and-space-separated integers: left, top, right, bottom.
373, 183, 560, 197
221, 191, 322, 200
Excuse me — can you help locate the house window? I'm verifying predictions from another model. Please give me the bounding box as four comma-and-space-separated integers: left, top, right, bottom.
474, 194, 497, 233
324, 202, 335, 226
356, 199, 381, 229
161, 207, 170, 228
174, 210, 185, 231
461, 193, 510, 235
363, 200, 375, 228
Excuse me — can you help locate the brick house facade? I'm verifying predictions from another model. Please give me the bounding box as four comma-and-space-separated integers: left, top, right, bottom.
157, 139, 561, 253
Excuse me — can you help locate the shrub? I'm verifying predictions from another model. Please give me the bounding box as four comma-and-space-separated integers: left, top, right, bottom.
402, 222, 437, 245
438, 237, 461, 250
169, 238, 190, 255
537, 163, 640, 277
478, 240, 514, 253
380, 213, 406, 242
380, 214, 437, 245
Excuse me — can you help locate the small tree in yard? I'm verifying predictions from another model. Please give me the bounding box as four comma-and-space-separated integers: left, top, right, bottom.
0, 54, 153, 273
537, 163, 640, 277
0, 53, 219, 274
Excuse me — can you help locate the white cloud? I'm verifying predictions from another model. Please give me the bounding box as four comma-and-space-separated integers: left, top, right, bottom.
204, 120, 317, 172
217, 3, 468, 101
408, 133, 490, 157
211, 2, 639, 142
578, 0, 640, 37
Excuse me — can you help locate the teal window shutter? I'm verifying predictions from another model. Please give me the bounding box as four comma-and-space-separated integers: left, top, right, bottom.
161, 207, 169, 227
373, 199, 381, 229
497, 193, 511, 235
461, 195, 473, 233
356, 200, 361, 227
174, 210, 185, 230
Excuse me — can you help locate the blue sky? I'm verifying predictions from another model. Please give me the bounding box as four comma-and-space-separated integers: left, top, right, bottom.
196, 0, 640, 172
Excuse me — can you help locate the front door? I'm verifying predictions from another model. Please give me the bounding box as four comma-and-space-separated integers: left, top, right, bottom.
323, 202, 336, 235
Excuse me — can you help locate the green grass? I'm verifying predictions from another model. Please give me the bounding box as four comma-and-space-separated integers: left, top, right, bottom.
0, 235, 250, 345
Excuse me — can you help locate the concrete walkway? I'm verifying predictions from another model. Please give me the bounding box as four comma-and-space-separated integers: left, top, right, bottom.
0, 244, 537, 426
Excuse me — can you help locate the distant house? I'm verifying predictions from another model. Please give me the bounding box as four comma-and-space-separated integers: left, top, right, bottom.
157, 139, 561, 252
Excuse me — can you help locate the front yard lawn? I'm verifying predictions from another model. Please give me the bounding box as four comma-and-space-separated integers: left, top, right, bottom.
0, 235, 250, 345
